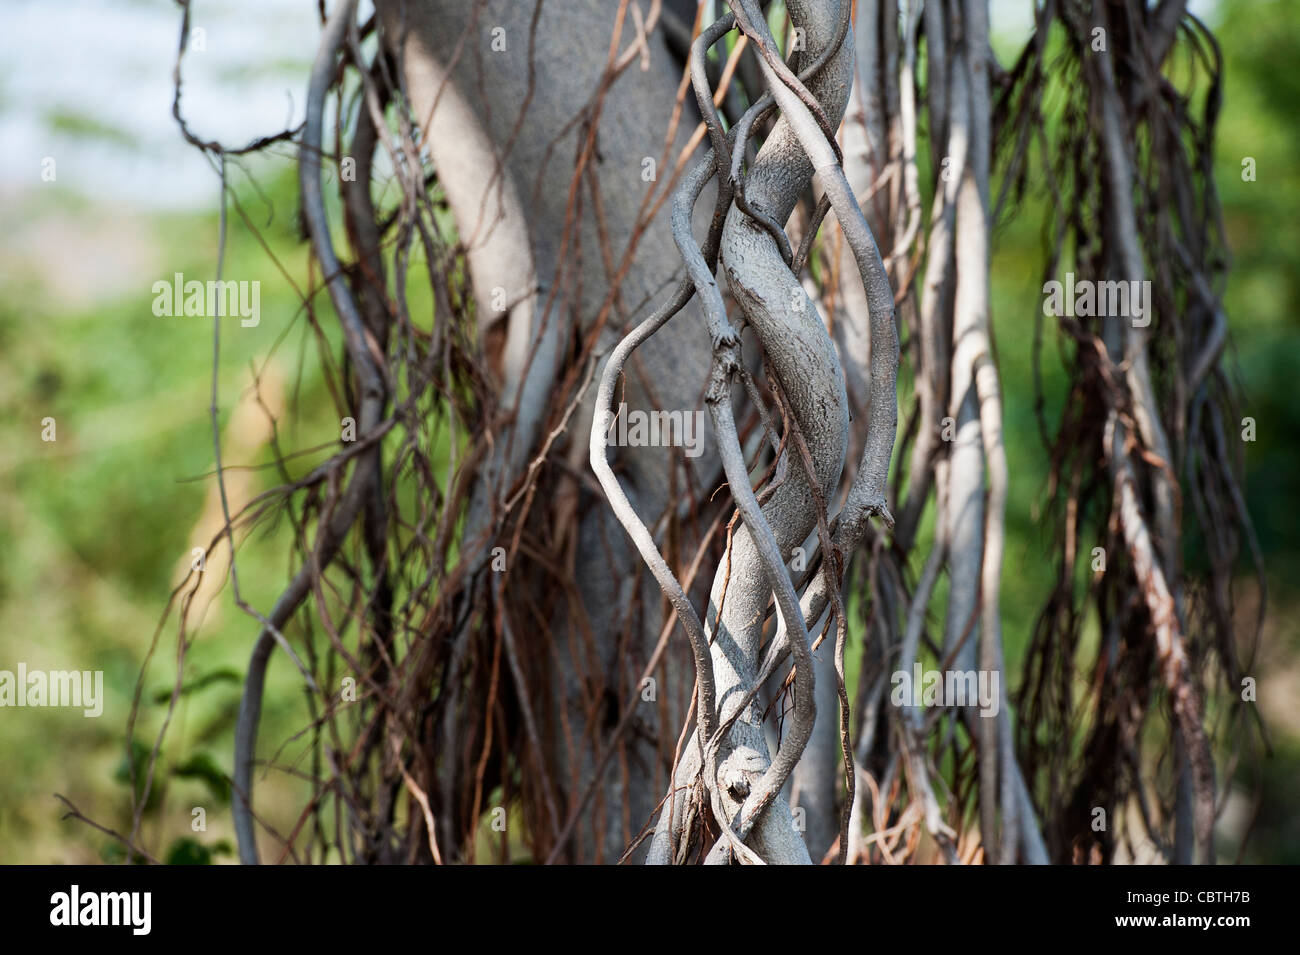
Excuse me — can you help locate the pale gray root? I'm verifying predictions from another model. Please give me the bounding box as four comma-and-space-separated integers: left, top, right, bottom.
944, 388, 983, 678
896, 481, 959, 857
646, 743, 698, 865
946, 4, 1047, 862
922, 0, 948, 174
938, 37, 981, 680
1013, 737, 1050, 864
954, 0, 1014, 864
831, 0, 881, 444
851, 0, 889, 238
889, 0, 923, 272
895, 6, 961, 548
698, 396, 818, 865
789, 610, 842, 861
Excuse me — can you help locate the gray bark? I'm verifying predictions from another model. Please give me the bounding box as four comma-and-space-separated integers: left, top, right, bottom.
379, 0, 716, 863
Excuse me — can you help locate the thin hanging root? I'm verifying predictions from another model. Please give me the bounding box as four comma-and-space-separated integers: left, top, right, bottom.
1107, 413, 1216, 862
233, 0, 387, 866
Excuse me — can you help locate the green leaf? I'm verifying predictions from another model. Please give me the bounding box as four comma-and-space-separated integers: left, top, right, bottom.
165, 837, 213, 865
171, 752, 231, 804
152, 668, 241, 705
